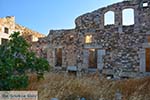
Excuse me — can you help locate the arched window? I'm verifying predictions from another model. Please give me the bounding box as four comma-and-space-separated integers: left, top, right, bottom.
104, 11, 115, 25
122, 8, 134, 25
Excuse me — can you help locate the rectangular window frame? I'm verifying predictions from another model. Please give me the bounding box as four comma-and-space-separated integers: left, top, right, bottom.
4, 27, 9, 34
142, 2, 148, 8
85, 35, 93, 44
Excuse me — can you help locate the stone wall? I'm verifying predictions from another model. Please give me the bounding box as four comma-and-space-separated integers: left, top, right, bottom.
0, 16, 45, 45
75, 0, 150, 32
0, 16, 15, 44
31, 37, 48, 58
30, 0, 150, 77
47, 29, 80, 69
0, 16, 15, 33
15, 24, 45, 42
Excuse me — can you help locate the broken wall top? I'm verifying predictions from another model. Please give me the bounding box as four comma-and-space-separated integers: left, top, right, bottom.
75, 0, 150, 31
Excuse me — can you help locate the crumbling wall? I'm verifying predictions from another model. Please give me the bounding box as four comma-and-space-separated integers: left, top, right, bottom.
44, 0, 150, 75
0, 16, 16, 44
31, 37, 48, 58
0, 16, 15, 34
75, 0, 150, 32
47, 29, 82, 69
15, 24, 45, 42
0, 16, 45, 45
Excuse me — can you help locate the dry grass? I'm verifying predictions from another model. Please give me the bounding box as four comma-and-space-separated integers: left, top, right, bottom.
26, 73, 150, 100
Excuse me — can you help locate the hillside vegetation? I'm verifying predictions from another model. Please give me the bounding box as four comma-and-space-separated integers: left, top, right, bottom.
27, 73, 150, 100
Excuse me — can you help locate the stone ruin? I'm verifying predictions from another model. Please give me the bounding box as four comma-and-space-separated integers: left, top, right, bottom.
33, 0, 150, 78
0, 16, 45, 45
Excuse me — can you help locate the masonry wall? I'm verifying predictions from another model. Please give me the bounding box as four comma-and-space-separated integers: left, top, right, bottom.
37, 0, 150, 75
46, 30, 80, 69
75, 0, 150, 32
31, 37, 48, 58
0, 16, 45, 45
15, 24, 45, 42
0, 16, 15, 44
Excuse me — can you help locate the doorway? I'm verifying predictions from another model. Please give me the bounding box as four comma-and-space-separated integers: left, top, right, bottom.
88, 49, 97, 68
55, 48, 62, 67
146, 48, 150, 72
1, 38, 8, 44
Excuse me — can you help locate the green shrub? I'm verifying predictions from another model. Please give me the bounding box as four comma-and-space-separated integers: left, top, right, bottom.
0, 32, 50, 90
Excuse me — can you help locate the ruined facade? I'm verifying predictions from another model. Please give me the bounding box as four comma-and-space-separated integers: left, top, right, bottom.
0, 16, 45, 45
13, 0, 149, 77
0, 16, 15, 44
35, 0, 150, 77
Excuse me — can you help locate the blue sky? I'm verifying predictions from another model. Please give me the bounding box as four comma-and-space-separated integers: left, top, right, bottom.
0, 0, 124, 35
